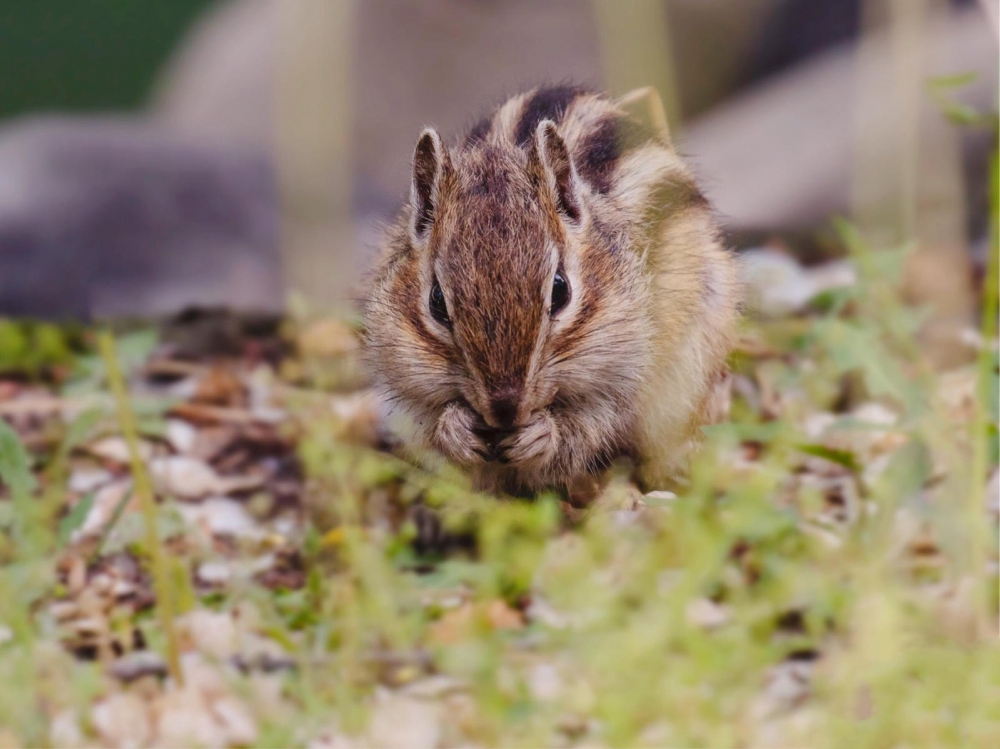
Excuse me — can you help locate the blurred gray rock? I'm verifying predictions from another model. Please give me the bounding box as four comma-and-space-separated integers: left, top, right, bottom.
0, 0, 993, 320
154, 0, 994, 233
0, 117, 280, 319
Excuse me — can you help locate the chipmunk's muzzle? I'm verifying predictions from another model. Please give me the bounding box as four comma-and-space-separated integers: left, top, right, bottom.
472, 422, 515, 463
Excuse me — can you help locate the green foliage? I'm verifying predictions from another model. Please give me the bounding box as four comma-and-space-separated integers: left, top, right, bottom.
66, 328, 158, 396
0, 416, 37, 498
926, 73, 995, 128
0, 319, 79, 376
57, 491, 94, 546
0, 220, 996, 745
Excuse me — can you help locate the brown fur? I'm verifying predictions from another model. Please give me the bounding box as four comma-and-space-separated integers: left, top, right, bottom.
363, 86, 740, 495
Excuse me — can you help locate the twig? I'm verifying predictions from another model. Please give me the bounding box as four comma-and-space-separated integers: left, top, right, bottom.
98, 331, 184, 686
169, 402, 273, 426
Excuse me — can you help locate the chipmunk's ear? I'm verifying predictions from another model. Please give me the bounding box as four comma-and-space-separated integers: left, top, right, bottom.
533, 120, 583, 224
410, 128, 449, 242
616, 86, 674, 151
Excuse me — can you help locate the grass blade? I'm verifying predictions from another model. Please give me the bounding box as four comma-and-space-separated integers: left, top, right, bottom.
97, 330, 184, 685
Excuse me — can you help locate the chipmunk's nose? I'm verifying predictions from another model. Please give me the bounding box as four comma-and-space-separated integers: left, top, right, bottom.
489, 388, 521, 429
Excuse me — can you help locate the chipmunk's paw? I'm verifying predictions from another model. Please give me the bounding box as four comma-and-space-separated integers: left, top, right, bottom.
434, 402, 489, 465
500, 410, 560, 467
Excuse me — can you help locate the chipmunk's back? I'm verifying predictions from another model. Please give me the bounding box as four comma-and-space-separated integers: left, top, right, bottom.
458, 85, 699, 210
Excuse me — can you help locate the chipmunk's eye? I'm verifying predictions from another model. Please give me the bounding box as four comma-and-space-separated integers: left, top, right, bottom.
550, 270, 570, 316
429, 279, 451, 328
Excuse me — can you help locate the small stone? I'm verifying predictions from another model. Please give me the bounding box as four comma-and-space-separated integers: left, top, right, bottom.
210, 696, 258, 746
178, 651, 228, 697
685, 598, 731, 629
369, 695, 441, 749
742, 249, 855, 317
49, 709, 85, 748
154, 687, 227, 748
802, 412, 837, 439
92, 692, 152, 749
851, 402, 898, 427
197, 560, 233, 586
528, 663, 562, 701
108, 650, 168, 683
68, 467, 114, 494
110, 578, 137, 599
165, 419, 198, 454
643, 490, 677, 503
181, 609, 238, 657
751, 659, 814, 720
178, 497, 263, 540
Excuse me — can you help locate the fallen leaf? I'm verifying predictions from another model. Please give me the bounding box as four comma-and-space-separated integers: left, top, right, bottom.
484, 599, 524, 630
150, 455, 264, 498
177, 497, 264, 540
193, 367, 247, 407
87, 435, 153, 465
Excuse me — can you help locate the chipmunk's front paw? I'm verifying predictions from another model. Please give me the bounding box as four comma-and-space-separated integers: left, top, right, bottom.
434, 402, 489, 465
500, 410, 560, 467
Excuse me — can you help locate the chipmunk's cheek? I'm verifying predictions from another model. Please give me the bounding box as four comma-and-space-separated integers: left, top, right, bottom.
500, 411, 559, 466
434, 403, 487, 465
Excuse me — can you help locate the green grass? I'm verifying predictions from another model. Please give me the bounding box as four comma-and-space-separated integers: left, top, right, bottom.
0, 225, 997, 747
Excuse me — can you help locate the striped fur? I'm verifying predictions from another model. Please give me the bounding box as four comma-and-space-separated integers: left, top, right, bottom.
363, 86, 739, 495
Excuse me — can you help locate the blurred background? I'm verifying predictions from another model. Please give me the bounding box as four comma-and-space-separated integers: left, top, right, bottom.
0, 0, 995, 363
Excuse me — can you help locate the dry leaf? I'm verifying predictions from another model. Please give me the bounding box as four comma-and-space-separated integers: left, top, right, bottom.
484, 599, 524, 630
88, 436, 153, 465
150, 455, 264, 498
193, 367, 248, 407
177, 497, 264, 540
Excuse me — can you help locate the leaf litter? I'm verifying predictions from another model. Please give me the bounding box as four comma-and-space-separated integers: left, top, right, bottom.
0, 248, 997, 748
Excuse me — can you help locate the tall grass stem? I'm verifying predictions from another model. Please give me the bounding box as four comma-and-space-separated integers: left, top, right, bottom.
97, 330, 183, 685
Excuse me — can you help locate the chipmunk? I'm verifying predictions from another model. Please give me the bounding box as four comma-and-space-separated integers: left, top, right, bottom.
363, 85, 739, 497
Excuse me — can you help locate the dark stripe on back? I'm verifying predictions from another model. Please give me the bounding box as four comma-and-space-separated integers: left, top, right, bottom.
464, 116, 492, 147
576, 113, 656, 194
513, 85, 588, 145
